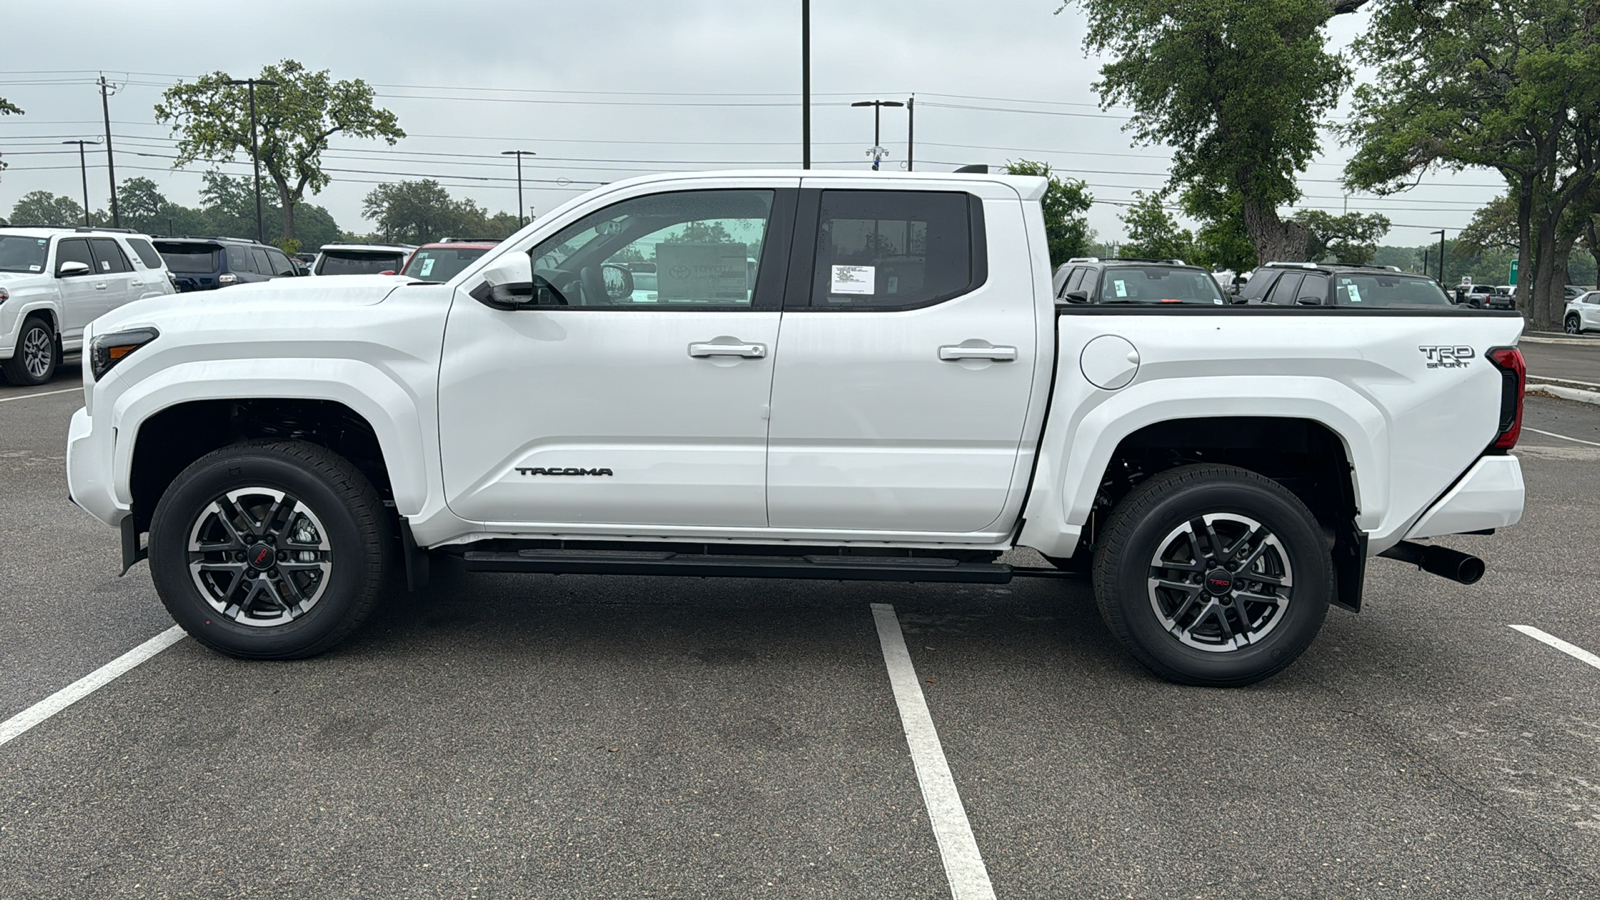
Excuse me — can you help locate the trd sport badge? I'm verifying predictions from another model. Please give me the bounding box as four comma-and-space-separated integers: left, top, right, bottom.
1418, 346, 1474, 369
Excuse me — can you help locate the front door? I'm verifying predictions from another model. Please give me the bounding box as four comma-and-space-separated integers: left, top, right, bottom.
765, 182, 1040, 534
439, 183, 796, 531
51, 238, 101, 342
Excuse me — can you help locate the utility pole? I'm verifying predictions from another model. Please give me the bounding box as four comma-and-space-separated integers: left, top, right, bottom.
224, 78, 279, 244
851, 99, 904, 171
502, 150, 537, 226
98, 76, 120, 227
1432, 229, 1446, 284
62, 140, 98, 226
906, 95, 914, 172
802, 0, 810, 169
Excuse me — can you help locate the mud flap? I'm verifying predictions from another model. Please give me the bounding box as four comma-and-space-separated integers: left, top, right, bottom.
1332, 520, 1366, 613
120, 515, 148, 575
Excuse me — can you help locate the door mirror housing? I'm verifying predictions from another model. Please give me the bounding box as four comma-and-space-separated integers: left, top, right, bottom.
57, 260, 92, 278
1063, 289, 1090, 304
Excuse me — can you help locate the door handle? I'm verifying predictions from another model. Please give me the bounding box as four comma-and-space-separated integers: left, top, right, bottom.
689, 341, 767, 359
939, 344, 1017, 362
93, 282, 109, 291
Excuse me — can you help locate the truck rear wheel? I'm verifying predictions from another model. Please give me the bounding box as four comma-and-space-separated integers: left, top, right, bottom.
1092, 464, 1330, 687
148, 440, 391, 659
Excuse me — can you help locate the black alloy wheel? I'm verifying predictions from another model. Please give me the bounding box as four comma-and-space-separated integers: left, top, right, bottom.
1092, 464, 1331, 687
148, 440, 391, 659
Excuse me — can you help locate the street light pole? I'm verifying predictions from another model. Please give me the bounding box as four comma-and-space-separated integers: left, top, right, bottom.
1432, 229, 1446, 284
802, 0, 810, 169
62, 140, 99, 226
851, 99, 904, 171
502, 150, 537, 226
224, 78, 279, 244
906, 95, 914, 172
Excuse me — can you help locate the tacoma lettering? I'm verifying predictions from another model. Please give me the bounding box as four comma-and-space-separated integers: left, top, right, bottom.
515, 467, 615, 476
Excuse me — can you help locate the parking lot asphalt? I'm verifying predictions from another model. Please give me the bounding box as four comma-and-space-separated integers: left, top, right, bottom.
4, 365, 1600, 898
1523, 332, 1600, 385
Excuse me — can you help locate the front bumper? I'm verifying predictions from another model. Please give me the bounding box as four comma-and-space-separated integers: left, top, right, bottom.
66, 406, 127, 527
1405, 454, 1524, 540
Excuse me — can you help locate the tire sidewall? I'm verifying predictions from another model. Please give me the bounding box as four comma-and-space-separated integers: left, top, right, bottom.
1102, 477, 1330, 686
149, 449, 376, 658
7, 318, 56, 385
1567, 316, 1581, 334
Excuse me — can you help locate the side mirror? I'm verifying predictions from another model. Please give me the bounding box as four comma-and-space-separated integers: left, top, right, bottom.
379, 269, 396, 276
1296, 296, 1322, 306
57, 260, 92, 278
1063, 289, 1090, 304
601, 263, 634, 301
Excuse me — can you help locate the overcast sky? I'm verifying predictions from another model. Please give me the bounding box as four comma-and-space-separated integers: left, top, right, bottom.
0, 0, 1502, 247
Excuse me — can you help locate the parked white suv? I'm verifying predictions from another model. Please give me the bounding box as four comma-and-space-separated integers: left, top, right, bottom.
1565, 290, 1600, 334
0, 227, 176, 384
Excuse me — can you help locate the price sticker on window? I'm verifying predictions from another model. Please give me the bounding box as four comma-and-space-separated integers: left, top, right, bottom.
831, 265, 874, 294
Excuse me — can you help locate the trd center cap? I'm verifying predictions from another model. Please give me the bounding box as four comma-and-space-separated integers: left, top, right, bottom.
247, 543, 275, 571
1203, 568, 1234, 596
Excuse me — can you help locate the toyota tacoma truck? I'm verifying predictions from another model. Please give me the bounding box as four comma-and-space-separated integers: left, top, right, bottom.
65, 171, 1527, 686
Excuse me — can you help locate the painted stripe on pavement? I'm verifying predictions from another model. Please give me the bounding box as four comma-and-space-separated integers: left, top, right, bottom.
1510, 625, 1600, 672
0, 387, 78, 404
0, 626, 185, 748
1523, 427, 1600, 448
871, 602, 996, 900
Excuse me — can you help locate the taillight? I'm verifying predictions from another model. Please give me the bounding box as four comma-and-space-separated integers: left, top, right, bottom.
1487, 346, 1525, 450
218, 273, 239, 285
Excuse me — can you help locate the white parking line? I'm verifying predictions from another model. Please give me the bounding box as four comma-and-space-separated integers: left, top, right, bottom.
0, 626, 185, 748
871, 603, 996, 900
1523, 427, 1600, 448
0, 387, 78, 404
1510, 625, 1600, 672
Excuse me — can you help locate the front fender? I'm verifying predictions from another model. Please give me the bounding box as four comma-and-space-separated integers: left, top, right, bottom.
107, 358, 430, 515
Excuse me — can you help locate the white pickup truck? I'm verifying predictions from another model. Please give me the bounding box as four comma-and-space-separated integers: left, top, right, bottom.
65, 171, 1527, 686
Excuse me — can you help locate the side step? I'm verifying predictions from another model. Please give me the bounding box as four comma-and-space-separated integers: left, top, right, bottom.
461, 548, 1017, 584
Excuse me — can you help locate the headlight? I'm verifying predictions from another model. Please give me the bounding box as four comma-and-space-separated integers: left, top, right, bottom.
0, 287, 9, 303
90, 327, 160, 379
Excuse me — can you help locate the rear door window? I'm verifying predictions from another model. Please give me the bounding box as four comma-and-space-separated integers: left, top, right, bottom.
805, 190, 981, 309
89, 238, 131, 273
125, 238, 164, 269
250, 248, 273, 275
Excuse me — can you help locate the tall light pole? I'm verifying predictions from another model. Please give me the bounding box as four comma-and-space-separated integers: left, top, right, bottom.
98, 76, 120, 227
502, 150, 537, 226
62, 140, 99, 227
905, 95, 914, 172
1431, 229, 1446, 285
802, 0, 810, 169
223, 78, 279, 244
851, 99, 904, 170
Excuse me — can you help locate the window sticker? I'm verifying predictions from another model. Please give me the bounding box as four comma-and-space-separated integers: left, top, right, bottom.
100, 260, 111, 271
887, 275, 899, 294
420, 257, 435, 277
1345, 281, 1362, 303
28, 264, 41, 271
831, 264, 874, 295
1113, 279, 1127, 297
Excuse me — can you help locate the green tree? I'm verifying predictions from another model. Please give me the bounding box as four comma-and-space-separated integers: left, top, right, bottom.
194, 170, 339, 248
1002, 160, 1094, 265
1290, 210, 1391, 264
1067, 0, 1368, 264
362, 179, 487, 244
9, 191, 85, 227
1342, 0, 1600, 326
0, 95, 18, 180
156, 59, 403, 244
1120, 190, 1194, 261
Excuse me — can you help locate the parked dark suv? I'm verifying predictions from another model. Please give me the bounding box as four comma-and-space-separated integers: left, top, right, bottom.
1052, 257, 1228, 305
152, 237, 301, 292
1238, 262, 1454, 308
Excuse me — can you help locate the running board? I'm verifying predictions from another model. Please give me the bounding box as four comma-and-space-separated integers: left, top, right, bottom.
461, 549, 1020, 584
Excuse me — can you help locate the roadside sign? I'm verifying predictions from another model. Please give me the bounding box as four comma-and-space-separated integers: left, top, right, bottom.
1509, 259, 1519, 285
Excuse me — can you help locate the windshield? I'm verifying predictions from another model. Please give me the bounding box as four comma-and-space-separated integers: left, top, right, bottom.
154, 243, 222, 274
401, 246, 490, 282
317, 251, 405, 275
0, 235, 50, 274
1098, 266, 1226, 304
1333, 274, 1452, 307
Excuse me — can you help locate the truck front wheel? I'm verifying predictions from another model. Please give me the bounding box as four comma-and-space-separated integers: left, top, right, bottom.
148, 440, 391, 659
1092, 464, 1331, 687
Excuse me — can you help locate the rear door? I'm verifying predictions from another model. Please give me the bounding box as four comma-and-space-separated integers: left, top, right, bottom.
765, 181, 1040, 534
439, 179, 797, 530
88, 238, 137, 315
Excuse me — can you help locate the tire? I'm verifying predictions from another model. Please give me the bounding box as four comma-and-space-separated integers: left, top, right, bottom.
1091, 464, 1331, 687
2, 316, 57, 386
1566, 315, 1582, 335
148, 440, 392, 659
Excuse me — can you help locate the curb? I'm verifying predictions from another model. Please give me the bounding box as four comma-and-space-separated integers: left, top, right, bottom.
1528, 381, 1600, 407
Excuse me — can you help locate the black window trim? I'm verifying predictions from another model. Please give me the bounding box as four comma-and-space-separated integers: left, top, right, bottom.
472, 187, 798, 313
781, 188, 989, 312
